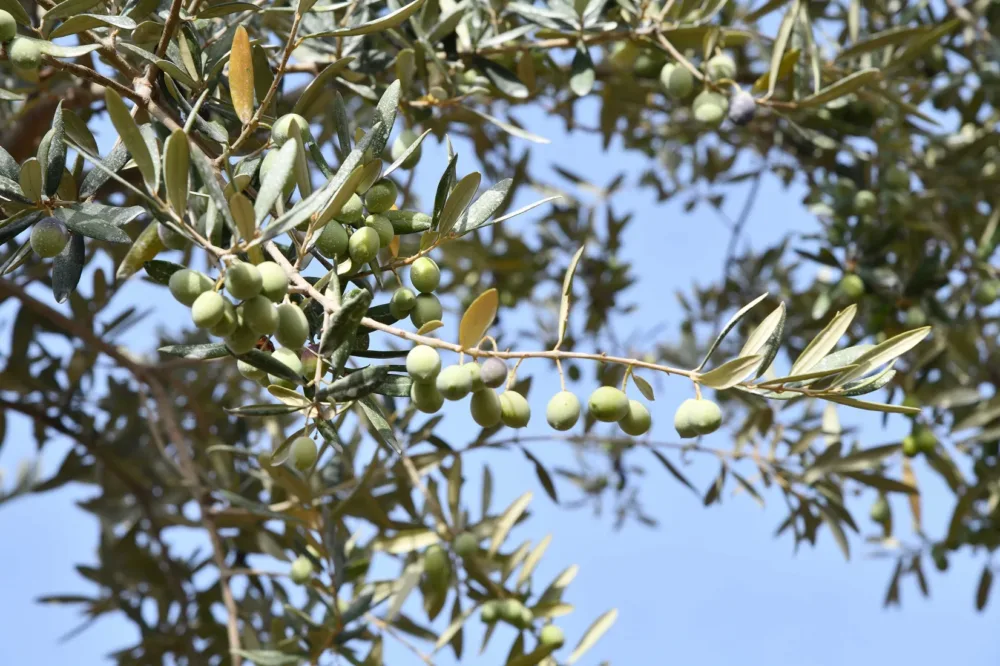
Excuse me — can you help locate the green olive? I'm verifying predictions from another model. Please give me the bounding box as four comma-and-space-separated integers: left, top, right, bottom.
437, 364, 473, 401
0, 10, 16, 43
500, 391, 531, 428
587, 386, 629, 422
9, 38, 42, 71
391, 129, 422, 169
191, 291, 226, 329
390, 287, 417, 319
406, 345, 441, 381
241, 295, 279, 335
29, 217, 69, 258
410, 257, 441, 293
268, 347, 303, 388
275, 303, 310, 350
348, 226, 380, 266
869, 495, 890, 523
336, 193, 364, 225
364, 179, 397, 214
470, 388, 502, 427
364, 214, 394, 247
618, 400, 651, 436
839, 274, 865, 300
410, 293, 443, 328
289, 555, 314, 584
315, 221, 349, 260
660, 63, 694, 99
410, 380, 444, 413
539, 624, 565, 649
706, 53, 736, 81
225, 262, 263, 301
169, 268, 214, 306
290, 436, 318, 470
257, 262, 289, 302
546, 391, 581, 431
225, 325, 258, 355
453, 532, 479, 558
271, 113, 310, 147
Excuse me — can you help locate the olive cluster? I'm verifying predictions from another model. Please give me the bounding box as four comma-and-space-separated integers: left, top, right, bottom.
659, 53, 756, 127
406, 345, 653, 435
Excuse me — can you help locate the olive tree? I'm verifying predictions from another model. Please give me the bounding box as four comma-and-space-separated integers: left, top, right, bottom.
0, 0, 993, 662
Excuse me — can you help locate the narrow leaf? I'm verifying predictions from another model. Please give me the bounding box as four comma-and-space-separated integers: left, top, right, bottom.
459, 289, 498, 349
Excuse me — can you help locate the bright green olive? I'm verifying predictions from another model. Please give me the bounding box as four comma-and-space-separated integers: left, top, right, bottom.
853, 189, 877, 214
660, 63, 694, 99
9, 38, 42, 71
914, 425, 937, 453
191, 291, 226, 329
410, 257, 441, 293
480, 601, 499, 623
209, 299, 239, 338
365, 179, 397, 214
706, 53, 736, 81
268, 347, 302, 388
518, 605, 534, 628
689, 399, 722, 434
271, 113, 310, 147
290, 436, 318, 470
453, 532, 479, 558
168, 268, 214, 306
364, 214, 394, 248
30, 217, 69, 258
674, 399, 699, 438
257, 262, 289, 302
470, 388, 502, 427
225, 262, 262, 301
336, 193, 364, 225
390, 287, 417, 319
588, 386, 629, 422
870, 495, 890, 524
410, 380, 444, 413
241, 295, 279, 335
423, 544, 450, 578
885, 166, 909, 189
226, 325, 258, 355
464, 362, 485, 392
539, 625, 565, 649
499, 599, 523, 624
840, 274, 865, 300
391, 130, 423, 169
692, 90, 728, 126
348, 227, 380, 266
406, 345, 441, 381
480, 358, 508, 388
410, 293, 443, 328
275, 303, 309, 350
237, 359, 267, 383
0, 10, 16, 43
437, 364, 472, 400
289, 555, 313, 584
315, 221, 349, 260
902, 434, 919, 457
500, 391, 531, 428
546, 391, 581, 431
618, 400, 651, 436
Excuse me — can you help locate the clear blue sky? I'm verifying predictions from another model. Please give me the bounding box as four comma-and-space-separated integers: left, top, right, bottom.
1, 97, 997, 665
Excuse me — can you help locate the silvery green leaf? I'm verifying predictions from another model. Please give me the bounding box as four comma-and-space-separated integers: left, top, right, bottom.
255, 140, 298, 223
452, 178, 512, 235
51, 232, 84, 303
790, 304, 856, 375
437, 172, 481, 235
827, 327, 930, 388
698, 355, 762, 389
696, 293, 768, 371
569, 44, 595, 96
738, 302, 785, 378
43, 102, 66, 197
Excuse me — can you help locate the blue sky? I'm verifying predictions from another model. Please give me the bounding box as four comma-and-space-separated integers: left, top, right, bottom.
1, 96, 998, 665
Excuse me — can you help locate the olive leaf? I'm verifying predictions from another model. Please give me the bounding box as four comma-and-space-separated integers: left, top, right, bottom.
459, 288, 498, 349
696, 293, 768, 371
556, 243, 586, 348
292, 57, 355, 116
229, 26, 255, 125
254, 140, 297, 223
143, 259, 186, 285
51, 233, 84, 304
49, 14, 136, 39
238, 349, 305, 383
43, 102, 67, 197
698, 355, 762, 389
437, 172, 481, 235
797, 68, 880, 107
569, 44, 595, 97
452, 179, 512, 236
19, 158, 42, 201
159, 343, 231, 359
566, 609, 617, 665
104, 89, 156, 189
790, 304, 856, 375
357, 395, 402, 454
827, 327, 931, 388
303, 0, 426, 38
431, 155, 458, 230
318, 365, 389, 401
488, 491, 532, 556
163, 129, 190, 214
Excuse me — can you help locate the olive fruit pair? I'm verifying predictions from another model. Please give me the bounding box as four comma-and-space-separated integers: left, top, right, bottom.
902, 426, 937, 458
588, 387, 652, 435
673, 398, 722, 438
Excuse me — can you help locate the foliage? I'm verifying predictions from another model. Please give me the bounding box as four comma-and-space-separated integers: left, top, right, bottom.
0, 0, 995, 663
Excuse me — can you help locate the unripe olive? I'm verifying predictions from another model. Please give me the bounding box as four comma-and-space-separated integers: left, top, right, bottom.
660, 63, 694, 99
853, 189, 877, 214
437, 364, 472, 400
480, 601, 499, 623
290, 435, 318, 471
423, 544, 449, 578
390, 287, 417, 319
365, 179, 397, 214
546, 391, 581, 431
499, 599, 523, 624
241, 294, 279, 335
0, 10, 16, 43
500, 391, 531, 428
480, 357, 508, 388
539, 624, 565, 649
914, 425, 937, 453
692, 90, 728, 126
463, 362, 485, 392
315, 220, 349, 259
237, 359, 267, 383
470, 388, 502, 427
391, 129, 422, 169
191, 291, 226, 329
706, 53, 736, 81
618, 400, 651, 436
257, 261, 289, 302
10, 38, 42, 71
406, 345, 441, 381
225, 262, 262, 301
226, 325, 258, 355
289, 555, 313, 584
904, 305, 926, 328
271, 113, 310, 147
410, 257, 441, 293
453, 532, 479, 558
411, 380, 444, 413
518, 605, 534, 628
275, 303, 309, 350
902, 434, 919, 457
727, 90, 756, 126
839, 274, 865, 300
974, 280, 999, 306
269, 347, 303, 388
688, 399, 722, 434
673, 400, 698, 438
870, 495, 890, 523
885, 166, 909, 189
209, 299, 239, 338
157, 223, 188, 250
364, 214, 394, 248
337, 193, 364, 225
29, 217, 69, 258
410, 293, 443, 328
348, 226, 380, 266
588, 386, 629, 422
608, 41, 640, 70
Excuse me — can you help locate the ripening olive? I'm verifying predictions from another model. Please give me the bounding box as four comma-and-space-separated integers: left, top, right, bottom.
500, 391, 531, 428
706, 54, 736, 81
410, 380, 444, 413
453, 532, 479, 558
618, 400, 652, 436
728, 91, 756, 126
209, 299, 239, 338
390, 287, 417, 319
406, 345, 441, 381
410, 257, 441, 293
337, 193, 364, 225
289, 555, 313, 584
660, 63, 694, 99
437, 364, 472, 400
410, 293, 443, 328
275, 303, 309, 350
546, 391, 581, 431
30, 217, 69, 258
853, 190, 877, 214
316, 220, 349, 260
241, 295, 279, 335
692, 90, 728, 126
348, 226, 380, 266
191, 291, 226, 329
290, 436, 318, 470
365, 179, 397, 214
0, 10, 16, 43
480, 358, 508, 388
226, 262, 262, 301
268, 347, 302, 388
470, 388, 502, 427
588, 386, 630, 422
237, 359, 267, 384
10, 38, 42, 71
391, 129, 422, 169
364, 214, 394, 248
870, 495, 890, 523
271, 113, 310, 147
839, 274, 865, 300
157, 223, 188, 250
539, 624, 565, 649
257, 261, 289, 302
226, 325, 258, 355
